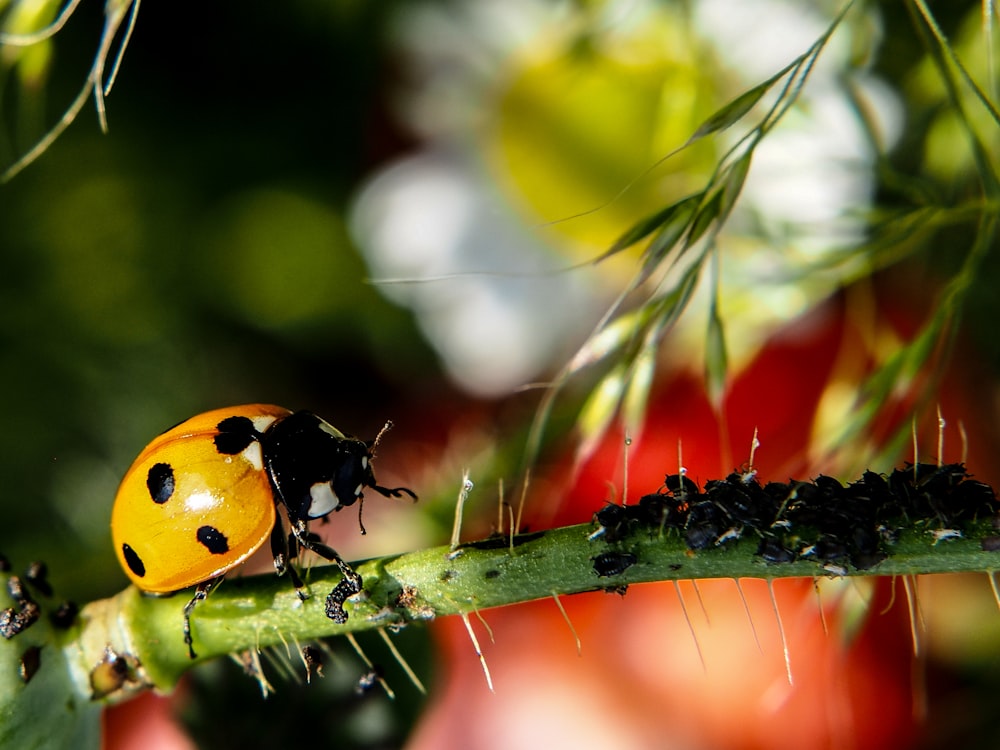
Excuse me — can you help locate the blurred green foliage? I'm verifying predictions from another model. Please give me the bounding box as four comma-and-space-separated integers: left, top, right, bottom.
0, 0, 433, 603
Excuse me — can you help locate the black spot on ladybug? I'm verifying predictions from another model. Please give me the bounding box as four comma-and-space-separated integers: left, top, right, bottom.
592, 551, 637, 577
121, 544, 146, 578
213, 416, 258, 455
19, 645, 41, 683
196, 526, 230, 555
146, 463, 175, 504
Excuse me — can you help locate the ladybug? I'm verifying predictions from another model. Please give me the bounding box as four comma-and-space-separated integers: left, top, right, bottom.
110, 404, 415, 658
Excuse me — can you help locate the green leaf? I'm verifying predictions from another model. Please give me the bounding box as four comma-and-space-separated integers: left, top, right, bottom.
718, 152, 753, 223
596, 192, 704, 262
687, 80, 773, 143
577, 363, 628, 460
634, 194, 702, 286
622, 330, 658, 442
705, 289, 728, 409
567, 307, 648, 373
685, 189, 724, 248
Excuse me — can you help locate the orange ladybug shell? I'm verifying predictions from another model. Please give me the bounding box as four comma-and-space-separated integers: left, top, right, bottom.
111, 404, 291, 593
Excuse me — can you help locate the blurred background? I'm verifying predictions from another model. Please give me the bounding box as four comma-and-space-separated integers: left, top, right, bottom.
2, 0, 1000, 748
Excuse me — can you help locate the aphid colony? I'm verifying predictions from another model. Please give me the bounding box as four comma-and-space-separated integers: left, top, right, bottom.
591, 463, 998, 575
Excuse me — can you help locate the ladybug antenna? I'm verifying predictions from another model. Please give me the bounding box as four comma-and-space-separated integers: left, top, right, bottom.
370, 420, 395, 452
366, 419, 417, 501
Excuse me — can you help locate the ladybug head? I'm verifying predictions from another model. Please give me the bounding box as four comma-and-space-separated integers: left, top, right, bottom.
330, 438, 418, 508
264, 412, 416, 524
325, 438, 417, 534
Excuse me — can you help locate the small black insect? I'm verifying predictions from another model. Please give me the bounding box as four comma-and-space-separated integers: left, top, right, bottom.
302, 645, 324, 682
684, 524, 719, 551
949, 479, 997, 519
89, 648, 141, 700
19, 646, 41, 684
757, 538, 795, 564
49, 600, 79, 630
684, 500, 724, 550
0, 576, 40, 640
24, 561, 52, 598
591, 503, 629, 541
706, 479, 772, 529
630, 493, 667, 526
631, 491, 689, 529
663, 473, 700, 497
811, 537, 849, 562
592, 551, 637, 577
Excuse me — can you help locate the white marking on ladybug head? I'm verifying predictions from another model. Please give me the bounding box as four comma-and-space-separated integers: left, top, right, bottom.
361, 456, 369, 470
354, 483, 363, 497
241, 442, 264, 472
308, 482, 340, 518
251, 415, 279, 434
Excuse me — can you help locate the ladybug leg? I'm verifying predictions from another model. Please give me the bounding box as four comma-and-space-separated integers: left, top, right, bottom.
183, 576, 223, 659
371, 484, 418, 501
269, 513, 308, 600
289, 520, 362, 624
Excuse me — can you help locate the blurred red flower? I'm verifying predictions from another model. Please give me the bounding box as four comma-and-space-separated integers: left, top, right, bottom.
408, 290, 994, 750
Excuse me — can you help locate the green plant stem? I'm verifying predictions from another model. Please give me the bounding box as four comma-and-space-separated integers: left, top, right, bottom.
72, 518, 1000, 699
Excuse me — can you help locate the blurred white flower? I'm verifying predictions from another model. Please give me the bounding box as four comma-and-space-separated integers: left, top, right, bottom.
352, 148, 603, 396
350, 0, 901, 394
